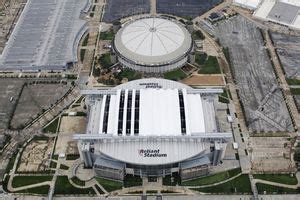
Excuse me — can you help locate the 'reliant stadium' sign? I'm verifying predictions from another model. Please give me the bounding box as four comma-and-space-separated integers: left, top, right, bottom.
138, 149, 167, 157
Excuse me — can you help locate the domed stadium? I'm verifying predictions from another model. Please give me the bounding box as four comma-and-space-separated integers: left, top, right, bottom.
113, 17, 193, 73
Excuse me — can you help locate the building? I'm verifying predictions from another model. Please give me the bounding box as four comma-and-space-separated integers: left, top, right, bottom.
254, 0, 300, 30
233, 0, 262, 10
74, 79, 232, 181
112, 17, 193, 73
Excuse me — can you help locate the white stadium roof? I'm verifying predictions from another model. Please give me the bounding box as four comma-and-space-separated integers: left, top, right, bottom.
113, 17, 192, 66
79, 79, 230, 165
86, 79, 219, 137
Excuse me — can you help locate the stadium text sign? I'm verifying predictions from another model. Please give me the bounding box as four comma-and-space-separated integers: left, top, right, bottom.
138, 149, 167, 157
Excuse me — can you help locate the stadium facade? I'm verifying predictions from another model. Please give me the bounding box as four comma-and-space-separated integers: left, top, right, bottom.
74, 79, 232, 181
112, 17, 193, 73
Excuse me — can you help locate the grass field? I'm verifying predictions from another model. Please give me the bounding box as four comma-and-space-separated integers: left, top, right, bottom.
71, 176, 85, 186
182, 168, 241, 186
12, 176, 52, 188
286, 78, 300, 85
115, 69, 142, 81
163, 68, 187, 81
43, 118, 59, 133
54, 176, 95, 195
16, 185, 50, 195
290, 88, 300, 95
198, 56, 221, 74
124, 175, 142, 187
256, 183, 300, 194
100, 29, 114, 40
195, 52, 207, 66
99, 53, 112, 69
194, 174, 252, 194
253, 174, 298, 185
96, 177, 123, 192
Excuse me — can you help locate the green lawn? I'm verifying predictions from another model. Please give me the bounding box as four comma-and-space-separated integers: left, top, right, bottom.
5, 152, 17, 173
50, 161, 57, 169
71, 176, 85, 186
43, 118, 59, 133
115, 69, 142, 81
219, 90, 230, 104
80, 49, 86, 63
12, 176, 52, 188
256, 183, 300, 194
194, 174, 252, 194
66, 154, 80, 160
124, 175, 142, 187
182, 168, 241, 186
290, 88, 300, 95
253, 174, 298, 185
59, 164, 69, 170
163, 68, 187, 81
163, 173, 181, 186
286, 78, 300, 85
195, 52, 207, 66
192, 30, 205, 40
54, 176, 95, 195
99, 53, 112, 69
96, 177, 123, 192
16, 185, 50, 195
100, 29, 114, 40
82, 33, 89, 46
198, 56, 221, 74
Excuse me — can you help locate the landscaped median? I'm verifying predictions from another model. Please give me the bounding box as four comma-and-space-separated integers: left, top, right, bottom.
95, 177, 123, 192
256, 183, 300, 194
54, 176, 95, 195
182, 168, 241, 186
253, 174, 298, 185
12, 175, 52, 188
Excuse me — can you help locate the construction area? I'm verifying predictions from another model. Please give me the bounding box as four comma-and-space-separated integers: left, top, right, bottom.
249, 137, 295, 173
215, 15, 293, 133
54, 116, 87, 156
17, 137, 54, 172
10, 83, 72, 130
270, 32, 300, 78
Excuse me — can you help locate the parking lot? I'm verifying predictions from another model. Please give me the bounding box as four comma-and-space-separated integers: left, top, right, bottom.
157, 0, 222, 18
0, 79, 24, 129
102, 0, 150, 22
271, 32, 300, 78
10, 83, 71, 129
215, 15, 293, 133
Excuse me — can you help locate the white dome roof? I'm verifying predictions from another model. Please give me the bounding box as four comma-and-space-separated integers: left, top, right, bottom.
114, 17, 192, 66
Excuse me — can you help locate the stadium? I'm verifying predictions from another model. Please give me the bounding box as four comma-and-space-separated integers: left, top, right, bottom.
74, 79, 232, 181
112, 17, 193, 73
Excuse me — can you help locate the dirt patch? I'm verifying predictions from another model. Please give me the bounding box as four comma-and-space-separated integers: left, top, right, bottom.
18, 139, 54, 172
55, 116, 87, 155
250, 137, 295, 173
181, 75, 224, 86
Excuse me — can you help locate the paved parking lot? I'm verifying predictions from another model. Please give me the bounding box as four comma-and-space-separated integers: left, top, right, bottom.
0, 79, 24, 129
215, 15, 293, 133
10, 83, 71, 129
270, 32, 300, 78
